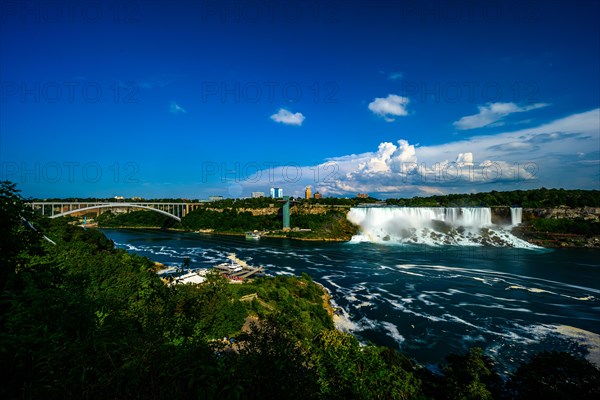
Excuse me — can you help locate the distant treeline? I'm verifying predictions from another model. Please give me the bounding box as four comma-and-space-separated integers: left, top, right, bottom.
182, 208, 281, 231
386, 188, 600, 208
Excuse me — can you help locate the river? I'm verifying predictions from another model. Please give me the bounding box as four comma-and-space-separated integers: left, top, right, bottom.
101, 228, 600, 374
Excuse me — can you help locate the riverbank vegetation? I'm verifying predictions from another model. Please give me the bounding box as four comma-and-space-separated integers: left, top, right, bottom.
97, 209, 182, 229
181, 208, 358, 240
182, 208, 280, 231
512, 217, 600, 248
93, 205, 358, 240
2, 181, 600, 399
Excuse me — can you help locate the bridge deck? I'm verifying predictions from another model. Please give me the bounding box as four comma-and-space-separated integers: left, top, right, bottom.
26, 201, 207, 222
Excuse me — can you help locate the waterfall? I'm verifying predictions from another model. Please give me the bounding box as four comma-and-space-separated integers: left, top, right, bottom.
347, 206, 535, 247
510, 207, 523, 226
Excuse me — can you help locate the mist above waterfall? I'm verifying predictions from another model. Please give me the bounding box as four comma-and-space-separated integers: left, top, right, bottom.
347, 207, 535, 247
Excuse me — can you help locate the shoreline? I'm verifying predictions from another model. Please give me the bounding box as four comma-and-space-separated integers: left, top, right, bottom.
98, 225, 350, 242
96, 225, 600, 249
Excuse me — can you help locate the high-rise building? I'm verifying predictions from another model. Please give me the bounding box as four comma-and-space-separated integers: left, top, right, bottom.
270, 187, 283, 198
251, 192, 264, 198
305, 186, 312, 199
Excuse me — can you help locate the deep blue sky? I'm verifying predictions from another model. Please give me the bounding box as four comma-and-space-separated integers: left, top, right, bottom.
1, 0, 599, 199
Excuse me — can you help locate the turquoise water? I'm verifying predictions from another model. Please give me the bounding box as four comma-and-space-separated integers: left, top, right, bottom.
101, 229, 600, 373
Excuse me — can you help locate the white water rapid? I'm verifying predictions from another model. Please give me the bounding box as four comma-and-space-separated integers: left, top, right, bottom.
347, 207, 536, 248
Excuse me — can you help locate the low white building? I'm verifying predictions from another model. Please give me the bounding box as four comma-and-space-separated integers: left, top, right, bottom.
171, 270, 208, 285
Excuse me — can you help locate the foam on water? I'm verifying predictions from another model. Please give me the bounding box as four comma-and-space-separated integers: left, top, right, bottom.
104, 228, 600, 373
331, 299, 360, 333
516, 324, 600, 367
380, 321, 405, 347
506, 285, 554, 294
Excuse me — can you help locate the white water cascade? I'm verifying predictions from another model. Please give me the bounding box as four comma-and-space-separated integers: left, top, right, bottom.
510, 207, 523, 226
347, 207, 536, 247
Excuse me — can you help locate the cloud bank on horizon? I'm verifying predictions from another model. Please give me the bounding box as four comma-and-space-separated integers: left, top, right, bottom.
240, 108, 600, 198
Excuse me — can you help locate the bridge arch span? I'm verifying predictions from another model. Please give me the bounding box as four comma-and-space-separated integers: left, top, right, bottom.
51, 203, 182, 222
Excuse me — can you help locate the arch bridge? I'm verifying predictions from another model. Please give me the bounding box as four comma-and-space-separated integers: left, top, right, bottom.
28, 202, 205, 222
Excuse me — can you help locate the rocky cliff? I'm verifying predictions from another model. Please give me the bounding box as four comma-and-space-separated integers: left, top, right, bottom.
510, 207, 600, 248
523, 206, 600, 221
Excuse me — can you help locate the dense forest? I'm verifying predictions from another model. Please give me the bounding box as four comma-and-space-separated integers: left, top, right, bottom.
182, 208, 281, 231
385, 188, 600, 207
3, 181, 600, 398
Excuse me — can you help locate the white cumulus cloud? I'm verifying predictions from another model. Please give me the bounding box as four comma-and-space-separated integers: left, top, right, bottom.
368, 94, 410, 122
455, 152, 474, 166
270, 108, 305, 126
169, 101, 186, 114
453, 102, 549, 130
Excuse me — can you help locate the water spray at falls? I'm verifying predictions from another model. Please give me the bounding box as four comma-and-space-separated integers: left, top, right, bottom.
511, 207, 523, 226
347, 207, 535, 247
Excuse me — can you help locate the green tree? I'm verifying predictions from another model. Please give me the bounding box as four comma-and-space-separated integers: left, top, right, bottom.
313, 330, 423, 399
220, 321, 319, 399
440, 347, 503, 400
508, 351, 600, 400
0, 181, 44, 286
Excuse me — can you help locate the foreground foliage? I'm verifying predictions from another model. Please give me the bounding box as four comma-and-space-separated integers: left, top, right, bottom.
2, 181, 599, 399
531, 217, 600, 236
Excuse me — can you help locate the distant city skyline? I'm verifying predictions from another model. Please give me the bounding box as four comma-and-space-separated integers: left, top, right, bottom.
270, 187, 283, 199
1, 1, 598, 199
